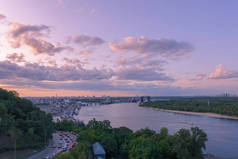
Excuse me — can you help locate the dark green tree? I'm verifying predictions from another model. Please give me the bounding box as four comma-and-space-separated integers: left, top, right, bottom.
101, 135, 118, 158
129, 137, 159, 159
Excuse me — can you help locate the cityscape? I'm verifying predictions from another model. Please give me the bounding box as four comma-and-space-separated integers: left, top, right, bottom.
0, 0, 238, 159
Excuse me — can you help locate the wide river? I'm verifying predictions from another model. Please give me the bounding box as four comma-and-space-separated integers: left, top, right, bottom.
76, 103, 238, 159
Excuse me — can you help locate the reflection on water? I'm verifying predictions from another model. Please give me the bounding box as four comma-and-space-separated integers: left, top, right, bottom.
76, 103, 238, 159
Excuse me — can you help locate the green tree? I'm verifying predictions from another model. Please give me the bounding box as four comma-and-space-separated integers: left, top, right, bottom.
101, 135, 118, 158
190, 127, 207, 158
129, 137, 159, 159
159, 127, 169, 141
87, 118, 112, 131
0, 103, 7, 117
70, 142, 88, 159
55, 152, 74, 159
157, 136, 176, 159
112, 127, 133, 156
174, 129, 192, 159
0, 88, 54, 152
134, 128, 157, 138
25, 127, 35, 143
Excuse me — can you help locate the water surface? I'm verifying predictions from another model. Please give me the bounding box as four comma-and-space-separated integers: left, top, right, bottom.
76, 103, 238, 159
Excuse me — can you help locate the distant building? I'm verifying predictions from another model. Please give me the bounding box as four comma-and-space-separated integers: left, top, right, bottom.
105, 96, 112, 103
92, 142, 106, 159
140, 96, 144, 103
147, 96, 151, 102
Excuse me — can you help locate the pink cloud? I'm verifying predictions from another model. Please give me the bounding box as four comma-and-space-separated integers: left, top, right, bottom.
0, 14, 6, 21
76, 49, 93, 55
6, 22, 71, 56
209, 64, 238, 79
6, 53, 25, 63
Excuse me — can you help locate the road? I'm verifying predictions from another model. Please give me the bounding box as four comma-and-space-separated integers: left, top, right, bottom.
27, 131, 77, 159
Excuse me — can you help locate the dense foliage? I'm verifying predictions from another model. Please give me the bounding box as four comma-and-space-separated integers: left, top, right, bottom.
55, 119, 207, 159
54, 120, 85, 132
141, 97, 238, 116
0, 88, 54, 152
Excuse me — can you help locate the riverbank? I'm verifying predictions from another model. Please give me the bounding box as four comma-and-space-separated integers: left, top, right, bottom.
148, 107, 238, 120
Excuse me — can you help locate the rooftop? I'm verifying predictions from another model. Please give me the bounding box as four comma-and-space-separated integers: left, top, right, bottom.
92, 142, 106, 155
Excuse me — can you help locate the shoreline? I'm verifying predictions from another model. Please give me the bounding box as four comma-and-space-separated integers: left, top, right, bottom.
144, 106, 238, 120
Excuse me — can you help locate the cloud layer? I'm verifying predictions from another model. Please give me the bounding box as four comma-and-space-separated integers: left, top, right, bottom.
115, 56, 172, 81
117, 67, 173, 81
109, 36, 194, 58
0, 77, 202, 96
0, 60, 112, 81
3, 13, 232, 96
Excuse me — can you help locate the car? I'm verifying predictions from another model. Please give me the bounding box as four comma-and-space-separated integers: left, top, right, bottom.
72, 142, 76, 147
62, 147, 67, 152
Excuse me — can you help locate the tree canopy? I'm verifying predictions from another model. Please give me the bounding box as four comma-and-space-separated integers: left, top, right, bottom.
0, 88, 54, 152
141, 97, 238, 117
55, 119, 207, 159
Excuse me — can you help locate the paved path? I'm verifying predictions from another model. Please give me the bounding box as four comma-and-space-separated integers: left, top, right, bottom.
27, 132, 77, 159
88, 148, 93, 159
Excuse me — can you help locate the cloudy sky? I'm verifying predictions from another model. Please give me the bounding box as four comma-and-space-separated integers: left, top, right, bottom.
0, 0, 238, 96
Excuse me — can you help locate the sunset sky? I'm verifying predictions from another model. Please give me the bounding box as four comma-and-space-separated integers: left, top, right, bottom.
0, 0, 238, 96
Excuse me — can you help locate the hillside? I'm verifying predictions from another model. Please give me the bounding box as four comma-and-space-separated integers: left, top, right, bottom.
0, 88, 54, 153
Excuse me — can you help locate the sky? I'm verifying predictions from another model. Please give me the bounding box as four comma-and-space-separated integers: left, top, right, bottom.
0, 0, 238, 97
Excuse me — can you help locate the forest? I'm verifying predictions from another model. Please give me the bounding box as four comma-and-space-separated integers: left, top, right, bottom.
141, 97, 238, 117
0, 88, 54, 152
54, 119, 207, 159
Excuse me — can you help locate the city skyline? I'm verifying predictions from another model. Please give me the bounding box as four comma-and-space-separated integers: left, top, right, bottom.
0, 0, 238, 96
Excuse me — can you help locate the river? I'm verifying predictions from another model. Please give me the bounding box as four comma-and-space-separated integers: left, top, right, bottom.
76, 103, 238, 159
